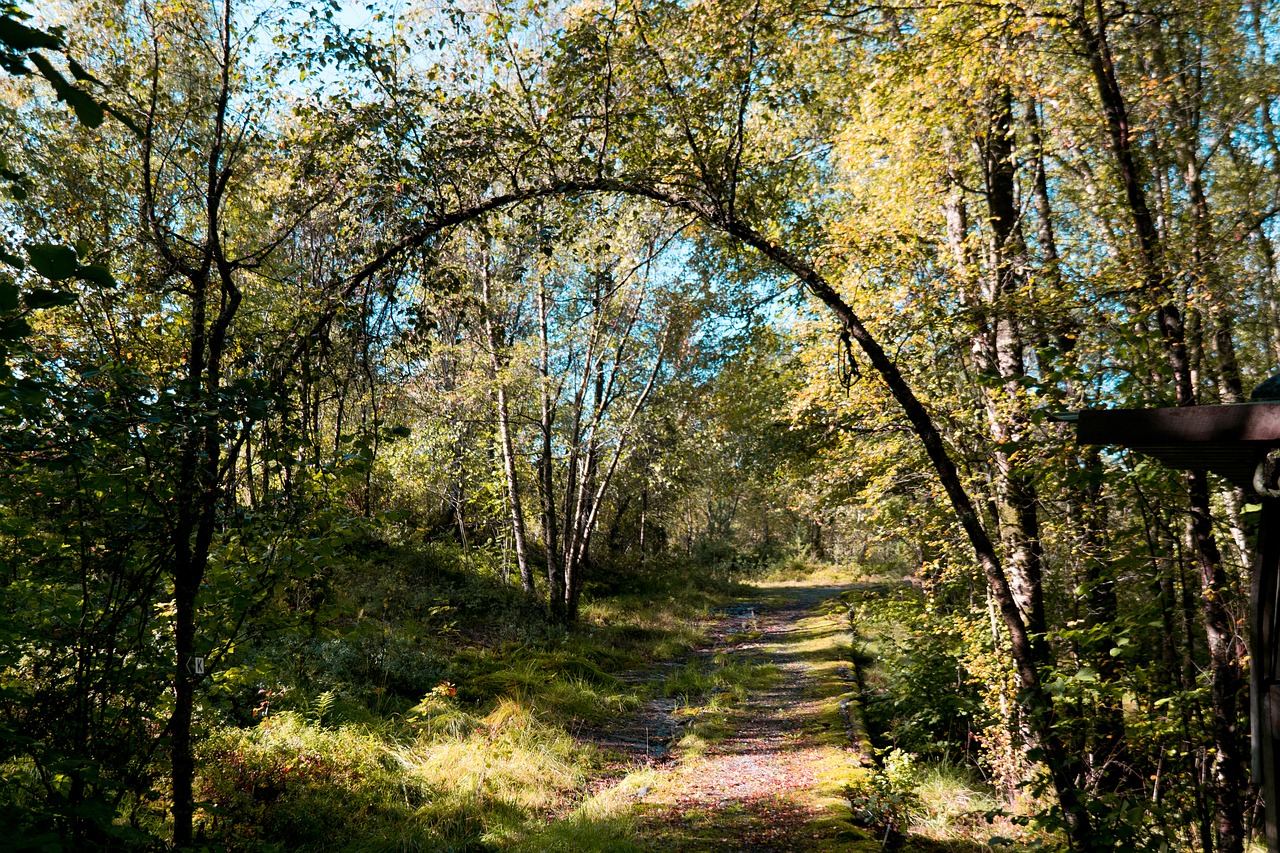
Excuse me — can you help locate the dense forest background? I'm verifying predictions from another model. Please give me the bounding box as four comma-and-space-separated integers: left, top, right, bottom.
1, 0, 1279, 849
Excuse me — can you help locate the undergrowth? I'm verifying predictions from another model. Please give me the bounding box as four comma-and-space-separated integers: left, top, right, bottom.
844, 581, 1043, 851
190, 535, 763, 851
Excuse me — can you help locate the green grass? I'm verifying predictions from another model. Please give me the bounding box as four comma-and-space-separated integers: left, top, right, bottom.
190, 540, 754, 851
658, 649, 779, 758
908, 760, 1006, 840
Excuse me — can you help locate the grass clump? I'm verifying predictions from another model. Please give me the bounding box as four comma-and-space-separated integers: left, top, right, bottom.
662, 654, 775, 703
842, 754, 1028, 851
506, 769, 662, 853
908, 760, 1005, 841
395, 697, 598, 828
445, 645, 636, 726
197, 694, 607, 851
660, 648, 778, 758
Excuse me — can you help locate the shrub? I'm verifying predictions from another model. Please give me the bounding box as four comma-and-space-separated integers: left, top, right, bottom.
197, 714, 410, 850
850, 587, 980, 757
844, 749, 921, 850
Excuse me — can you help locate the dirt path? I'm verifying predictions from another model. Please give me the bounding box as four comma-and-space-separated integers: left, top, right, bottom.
577, 579, 870, 852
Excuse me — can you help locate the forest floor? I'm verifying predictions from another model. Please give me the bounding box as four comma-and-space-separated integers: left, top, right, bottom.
523, 576, 879, 851
192, 560, 1028, 852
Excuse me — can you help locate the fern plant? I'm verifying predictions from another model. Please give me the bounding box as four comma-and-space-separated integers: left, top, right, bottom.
310, 690, 337, 727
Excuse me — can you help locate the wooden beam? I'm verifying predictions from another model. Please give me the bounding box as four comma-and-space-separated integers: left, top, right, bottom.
1253, 498, 1280, 853
1077, 404, 1280, 489
1078, 403, 1280, 446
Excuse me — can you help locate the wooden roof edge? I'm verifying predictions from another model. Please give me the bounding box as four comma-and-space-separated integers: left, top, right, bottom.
1075, 403, 1280, 447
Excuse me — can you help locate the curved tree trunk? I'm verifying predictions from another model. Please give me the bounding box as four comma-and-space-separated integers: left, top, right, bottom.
318, 174, 1098, 844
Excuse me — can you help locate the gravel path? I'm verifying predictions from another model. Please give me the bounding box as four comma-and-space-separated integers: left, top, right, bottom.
614, 581, 861, 851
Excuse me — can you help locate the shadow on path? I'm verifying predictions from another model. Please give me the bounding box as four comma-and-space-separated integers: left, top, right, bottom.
615, 579, 862, 851
527, 578, 1026, 852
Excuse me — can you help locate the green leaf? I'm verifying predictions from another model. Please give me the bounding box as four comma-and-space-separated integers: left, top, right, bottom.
1074, 666, 1099, 683
27, 243, 78, 281
0, 249, 23, 271
25, 288, 76, 309
75, 264, 116, 288
0, 14, 62, 53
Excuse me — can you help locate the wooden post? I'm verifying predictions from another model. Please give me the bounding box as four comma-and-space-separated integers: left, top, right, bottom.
1071, 404, 1280, 849
1253, 497, 1280, 853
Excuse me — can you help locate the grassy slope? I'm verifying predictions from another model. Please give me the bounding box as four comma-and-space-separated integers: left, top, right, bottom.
190, 546, 1043, 852
193, 540, 750, 851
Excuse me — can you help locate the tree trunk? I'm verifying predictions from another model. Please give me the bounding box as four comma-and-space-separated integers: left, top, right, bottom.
639, 483, 648, 564
977, 87, 1048, 643
536, 280, 566, 621
481, 258, 536, 594
496, 382, 535, 593
1073, 4, 1247, 845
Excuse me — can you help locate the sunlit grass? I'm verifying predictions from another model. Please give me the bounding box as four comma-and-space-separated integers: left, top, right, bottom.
506, 768, 663, 852
760, 560, 865, 585
192, 549, 755, 851
907, 760, 1011, 842
193, 552, 910, 852
657, 650, 780, 759
577, 591, 716, 662
198, 693, 612, 850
